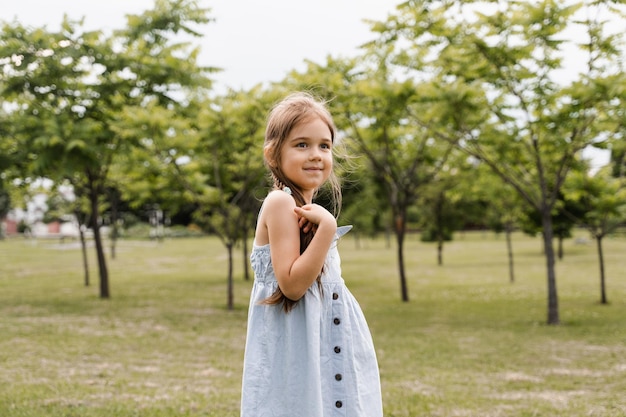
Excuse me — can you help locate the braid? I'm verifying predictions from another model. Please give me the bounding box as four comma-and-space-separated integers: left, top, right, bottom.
271, 174, 286, 193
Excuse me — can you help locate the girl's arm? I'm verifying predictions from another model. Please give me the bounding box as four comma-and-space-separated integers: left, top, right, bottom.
263, 190, 337, 301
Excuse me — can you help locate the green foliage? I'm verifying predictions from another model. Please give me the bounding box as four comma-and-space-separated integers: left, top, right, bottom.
0, 0, 216, 298
339, 164, 386, 237
190, 88, 268, 243
564, 167, 626, 237
110, 100, 200, 214
371, 0, 626, 323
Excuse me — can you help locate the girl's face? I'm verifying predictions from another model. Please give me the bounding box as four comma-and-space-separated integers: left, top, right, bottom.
279, 116, 333, 202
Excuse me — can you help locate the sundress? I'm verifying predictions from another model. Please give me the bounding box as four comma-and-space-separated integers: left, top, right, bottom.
241, 226, 383, 417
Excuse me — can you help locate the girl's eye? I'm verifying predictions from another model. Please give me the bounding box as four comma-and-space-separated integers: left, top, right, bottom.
321, 143, 331, 150
296, 142, 307, 148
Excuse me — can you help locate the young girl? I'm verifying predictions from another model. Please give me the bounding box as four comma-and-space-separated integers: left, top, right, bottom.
241, 92, 383, 417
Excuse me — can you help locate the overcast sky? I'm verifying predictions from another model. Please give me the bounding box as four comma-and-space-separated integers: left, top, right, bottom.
2, 0, 399, 91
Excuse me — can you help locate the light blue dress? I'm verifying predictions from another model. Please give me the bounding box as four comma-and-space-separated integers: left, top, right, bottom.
241, 226, 383, 417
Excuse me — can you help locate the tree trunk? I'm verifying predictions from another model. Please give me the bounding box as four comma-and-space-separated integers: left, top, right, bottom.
227, 242, 234, 310
242, 227, 250, 281
109, 190, 119, 260
75, 210, 90, 287
395, 212, 409, 302
436, 193, 444, 266
505, 223, 515, 284
79, 225, 90, 287
596, 235, 608, 304
90, 187, 109, 298
437, 237, 443, 266
385, 225, 392, 249
354, 232, 361, 250
541, 209, 559, 325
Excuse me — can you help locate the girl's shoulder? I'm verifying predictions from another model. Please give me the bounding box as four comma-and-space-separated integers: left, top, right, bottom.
263, 189, 297, 211
257, 190, 297, 231
255, 190, 299, 247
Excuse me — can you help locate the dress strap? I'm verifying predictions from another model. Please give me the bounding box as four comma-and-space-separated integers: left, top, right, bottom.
336, 225, 353, 239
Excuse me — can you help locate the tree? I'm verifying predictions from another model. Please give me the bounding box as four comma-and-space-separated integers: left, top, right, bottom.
0, 182, 9, 239
346, 77, 456, 301
0, 0, 213, 298
66, 179, 93, 287
116, 87, 270, 309
192, 89, 268, 309
417, 149, 470, 266
374, 0, 625, 324
564, 168, 626, 304
0, 19, 115, 297
472, 165, 526, 284
0, 108, 17, 238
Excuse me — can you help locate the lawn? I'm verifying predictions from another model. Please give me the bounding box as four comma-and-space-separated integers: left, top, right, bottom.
0, 231, 625, 416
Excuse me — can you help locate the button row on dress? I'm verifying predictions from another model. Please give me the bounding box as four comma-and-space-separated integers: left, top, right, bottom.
332, 291, 343, 411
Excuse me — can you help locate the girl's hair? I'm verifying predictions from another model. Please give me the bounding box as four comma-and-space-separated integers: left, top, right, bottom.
262, 92, 342, 312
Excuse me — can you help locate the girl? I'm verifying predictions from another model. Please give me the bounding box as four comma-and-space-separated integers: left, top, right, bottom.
241, 92, 383, 417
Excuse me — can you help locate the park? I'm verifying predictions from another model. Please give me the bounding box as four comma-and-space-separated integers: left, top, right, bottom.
1, 0, 626, 415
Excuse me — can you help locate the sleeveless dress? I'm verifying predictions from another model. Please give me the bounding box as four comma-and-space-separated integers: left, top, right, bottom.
241, 226, 383, 417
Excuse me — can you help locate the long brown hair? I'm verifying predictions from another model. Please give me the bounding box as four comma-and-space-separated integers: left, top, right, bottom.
261, 92, 342, 312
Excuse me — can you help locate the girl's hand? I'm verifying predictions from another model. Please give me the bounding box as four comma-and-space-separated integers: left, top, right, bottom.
294, 204, 336, 234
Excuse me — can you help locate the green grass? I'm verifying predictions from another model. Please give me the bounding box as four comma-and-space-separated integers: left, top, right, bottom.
1, 231, 625, 416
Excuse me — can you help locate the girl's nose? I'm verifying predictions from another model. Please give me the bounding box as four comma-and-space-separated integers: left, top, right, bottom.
309, 148, 322, 160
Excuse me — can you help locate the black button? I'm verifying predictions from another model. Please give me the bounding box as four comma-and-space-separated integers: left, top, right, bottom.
335, 401, 343, 408
333, 318, 340, 325
335, 374, 342, 381
332, 292, 339, 300
334, 346, 341, 354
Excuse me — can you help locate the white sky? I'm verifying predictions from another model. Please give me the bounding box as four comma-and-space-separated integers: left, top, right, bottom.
2, 0, 399, 91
